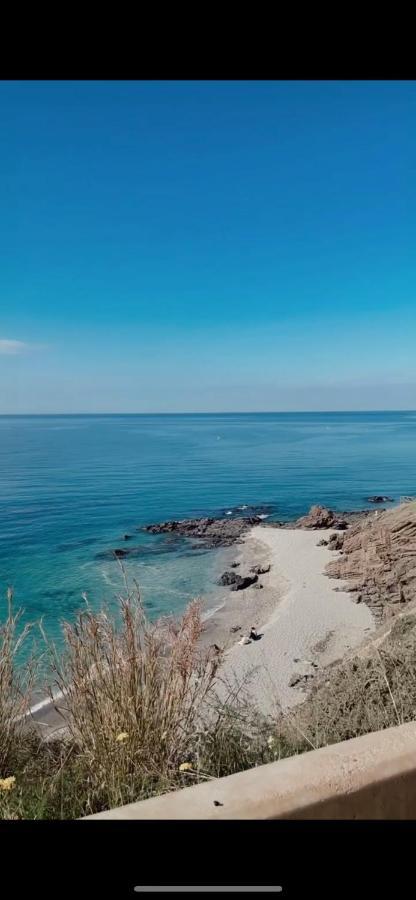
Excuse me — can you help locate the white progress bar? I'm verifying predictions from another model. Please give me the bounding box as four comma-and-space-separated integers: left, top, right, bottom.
134, 888, 283, 893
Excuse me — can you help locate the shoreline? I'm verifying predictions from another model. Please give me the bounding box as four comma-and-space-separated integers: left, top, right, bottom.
201, 524, 376, 714
28, 509, 379, 736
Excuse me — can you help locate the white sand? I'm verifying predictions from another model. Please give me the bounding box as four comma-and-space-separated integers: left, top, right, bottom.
207, 525, 375, 714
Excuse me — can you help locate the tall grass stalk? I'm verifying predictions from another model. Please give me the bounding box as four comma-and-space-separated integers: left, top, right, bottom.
44, 582, 224, 811
0, 588, 36, 776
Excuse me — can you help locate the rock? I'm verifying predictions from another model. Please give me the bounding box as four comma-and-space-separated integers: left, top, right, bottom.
328, 533, 344, 551
220, 571, 258, 590
219, 571, 239, 586
224, 504, 274, 517
325, 500, 416, 621
143, 516, 261, 548
250, 564, 271, 575
230, 562, 240, 568
230, 625, 241, 633
252, 583, 263, 589
367, 496, 394, 503
95, 545, 145, 561
123, 534, 132, 540
317, 539, 328, 546
296, 505, 336, 529
289, 670, 315, 688
230, 573, 258, 591
289, 673, 303, 688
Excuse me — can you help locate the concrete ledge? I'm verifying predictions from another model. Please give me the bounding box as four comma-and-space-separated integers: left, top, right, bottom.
85, 722, 416, 819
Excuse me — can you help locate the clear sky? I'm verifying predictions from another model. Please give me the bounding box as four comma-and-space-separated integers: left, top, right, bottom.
1, 80, 415, 413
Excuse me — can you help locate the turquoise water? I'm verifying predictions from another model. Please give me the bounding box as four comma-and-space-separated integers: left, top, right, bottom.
0, 412, 415, 650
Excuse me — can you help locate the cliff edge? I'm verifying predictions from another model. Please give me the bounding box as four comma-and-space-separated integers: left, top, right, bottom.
325, 500, 416, 621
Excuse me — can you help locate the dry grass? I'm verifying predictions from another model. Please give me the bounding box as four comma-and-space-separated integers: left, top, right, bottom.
0, 581, 277, 818
0, 589, 37, 776
43, 582, 226, 812
3, 586, 416, 819
277, 612, 416, 753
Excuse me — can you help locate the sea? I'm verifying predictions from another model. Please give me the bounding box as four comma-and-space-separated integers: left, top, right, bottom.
0, 411, 415, 658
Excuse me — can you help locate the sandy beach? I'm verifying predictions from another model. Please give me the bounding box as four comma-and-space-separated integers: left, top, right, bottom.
202, 524, 375, 714
31, 521, 376, 737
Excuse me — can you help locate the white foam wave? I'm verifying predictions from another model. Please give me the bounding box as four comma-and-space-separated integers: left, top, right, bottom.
202, 601, 225, 621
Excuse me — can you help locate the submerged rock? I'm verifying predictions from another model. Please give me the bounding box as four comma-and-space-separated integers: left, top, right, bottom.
222, 504, 274, 517
367, 495, 394, 503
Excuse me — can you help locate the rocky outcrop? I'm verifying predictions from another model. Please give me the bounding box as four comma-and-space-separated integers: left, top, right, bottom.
143, 516, 261, 547
325, 501, 416, 621
219, 571, 258, 590
367, 496, 394, 503
289, 506, 374, 532
250, 563, 271, 575
295, 505, 347, 530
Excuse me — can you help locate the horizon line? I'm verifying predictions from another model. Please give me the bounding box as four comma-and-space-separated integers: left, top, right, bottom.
0, 409, 415, 417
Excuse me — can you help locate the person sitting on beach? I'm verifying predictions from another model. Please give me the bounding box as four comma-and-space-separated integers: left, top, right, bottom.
249, 626, 258, 640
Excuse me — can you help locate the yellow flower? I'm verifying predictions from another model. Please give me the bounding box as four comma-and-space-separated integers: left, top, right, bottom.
179, 762, 193, 772
116, 732, 129, 743
0, 776, 16, 791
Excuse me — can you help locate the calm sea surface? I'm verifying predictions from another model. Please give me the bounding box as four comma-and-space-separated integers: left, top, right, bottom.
0, 412, 415, 652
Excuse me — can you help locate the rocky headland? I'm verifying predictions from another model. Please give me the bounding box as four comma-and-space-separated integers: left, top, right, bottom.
325, 500, 416, 622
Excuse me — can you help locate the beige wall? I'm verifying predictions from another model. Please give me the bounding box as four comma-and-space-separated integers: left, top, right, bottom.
85, 721, 416, 819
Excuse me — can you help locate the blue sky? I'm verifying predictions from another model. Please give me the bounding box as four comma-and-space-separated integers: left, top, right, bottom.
1, 80, 415, 412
